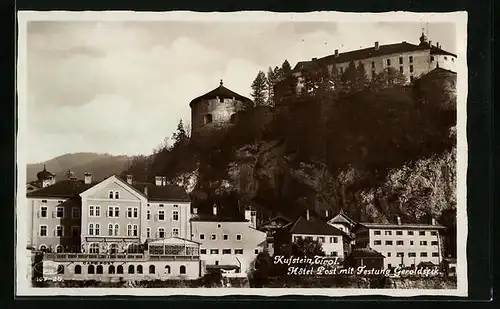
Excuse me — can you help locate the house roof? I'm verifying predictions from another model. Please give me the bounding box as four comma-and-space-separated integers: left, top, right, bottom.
189, 81, 254, 108
190, 213, 249, 222
328, 209, 357, 226
132, 182, 190, 202
293, 41, 457, 72
36, 165, 55, 180
357, 222, 446, 230
26, 180, 99, 198
348, 248, 385, 259
289, 215, 349, 237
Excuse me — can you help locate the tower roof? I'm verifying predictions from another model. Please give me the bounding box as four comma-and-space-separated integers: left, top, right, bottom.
36, 165, 55, 180
189, 80, 254, 108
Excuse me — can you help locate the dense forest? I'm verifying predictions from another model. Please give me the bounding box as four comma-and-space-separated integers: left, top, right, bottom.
123, 59, 457, 258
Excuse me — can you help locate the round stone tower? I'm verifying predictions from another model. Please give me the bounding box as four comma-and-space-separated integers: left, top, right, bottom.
190, 80, 254, 140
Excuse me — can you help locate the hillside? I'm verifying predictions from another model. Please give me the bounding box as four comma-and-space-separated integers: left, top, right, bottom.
27, 152, 133, 182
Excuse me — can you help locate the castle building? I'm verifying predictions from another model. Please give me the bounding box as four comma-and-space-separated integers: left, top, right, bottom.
352, 217, 446, 269
292, 32, 457, 89
190, 205, 267, 277
189, 80, 254, 139
36, 165, 56, 188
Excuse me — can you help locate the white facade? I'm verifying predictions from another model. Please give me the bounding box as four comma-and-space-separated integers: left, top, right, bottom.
291, 233, 346, 259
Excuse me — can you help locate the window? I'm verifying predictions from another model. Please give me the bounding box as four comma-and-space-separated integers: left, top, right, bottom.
420, 252, 428, 257
127, 224, 132, 236
117, 265, 124, 274
40, 206, 47, 218
388, 264, 392, 268
128, 265, 135, 274
39, 225, 47, 237
88, 265, 95, 274
396, 252, 404, 257
255, 249, 259, 254
158, 228, 165, 238
419, 231, 425, 236
407, 231, 414, 235
431, 231, 438, 236
55, 226, 64, 237
147, 210, 151, 220
409, 56, 413, 63
74, 265, 82, 274
318, 237, 325, 243
109, 191, 114, 199
133, 225, 138, 237
223, 234, 228, 240
420, 241, 428, 246
165, 265, 171, 274
56, 245, 63, 253
180, 265, 186, 274
95, 224, 100, 236
108, 224, 113, 236
432, 252, 439, 257
114, 224, 119, 236
409, 65, 414, 73
172, 210, 179, 221
396, 240, 404, 245
96, 265, 103, 274
56, 207, 64, 218
430, 56, 434, 61
158, 210, 165, 221
294, 236, 301, 242
371, 61, 375, 68
71, 226, 79, 237
374, 240, 382, 245
89, 223, 94, 235
200, 249, 207, 254
387, 252, 392, 257
107, 206, 113, 217
204, 114, 213, 124
137, 265, 143, 274
146, 228, 151, 238
236, 234, 242, 241
431, 241, 438, 246
112, 206, 119, 217
172, 228, 179, 237
396, 231, 403, 235
399, 57, 403, 64
210, 249, 219, 254
114, 191, 119, 199
217, 224, 221, 229
234, 249, 243, 255
72, 207, 80, 219
444, 56, 448, 60
408, 252, 416, 257
385, 231, 392, 236
159, 204, 164, 207
108, 265, 115, 274
330, 251, 338, 257
89, 243, 99, 254
385, 240, 393, 245
109, 244, 119, 254
149, 265, 155, 274
127, 208, 133, 218
222, 249, 231, 254
386, 59, 391, 66
410, 240, 414, 245
200, 234, 205, 240
211, 234, 216, 240
374, 230, 381, 235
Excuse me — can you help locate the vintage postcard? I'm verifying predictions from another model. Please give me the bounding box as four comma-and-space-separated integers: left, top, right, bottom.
16, 11, 468, 297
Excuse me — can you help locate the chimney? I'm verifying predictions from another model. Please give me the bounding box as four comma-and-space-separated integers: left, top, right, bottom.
84, 172, 92, 184
431, 218, 436, 225
213, 204, 217, 216
436, 42, 440, 48
306, 209, 310, 221
396, 216, 402, 225
193, 207, 198, 214
312, 57, 318, 62
155, 176, 162, 186
161, 176, 167, 186
374, 41, 379, 50
334, 49, 339, 57
144, 185, 148, 197
429, 40, 432, 47
126, 174, 133, 185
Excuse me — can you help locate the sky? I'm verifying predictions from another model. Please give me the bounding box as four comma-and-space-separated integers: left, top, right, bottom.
25, 19, 456, 164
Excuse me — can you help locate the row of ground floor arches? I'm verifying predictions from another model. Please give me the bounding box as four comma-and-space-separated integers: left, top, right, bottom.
42, 260, 202, 281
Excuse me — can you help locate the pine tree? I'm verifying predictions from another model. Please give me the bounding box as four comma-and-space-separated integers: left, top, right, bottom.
172, 119, 189, 148
266, 67, 277, 106
251, 70, 268, 106
281, 60, 293, 78
356, 62, 368, 90
341, 60, 358, 91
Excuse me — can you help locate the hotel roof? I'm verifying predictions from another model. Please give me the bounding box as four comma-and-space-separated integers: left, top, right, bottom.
289, 215, 351, 238
357, 222, 446, 230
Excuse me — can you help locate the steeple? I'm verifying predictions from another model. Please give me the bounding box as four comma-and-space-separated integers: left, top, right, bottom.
419, 28, 429, 47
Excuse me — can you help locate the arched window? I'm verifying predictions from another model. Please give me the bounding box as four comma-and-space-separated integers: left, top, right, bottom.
128, 265, 135, 274
117, 265, 124, 274
109, 244, 119, 255
127, 224, 132, 236
149, 265, 155, 274
74, 265, 82, 274
88, 265, 95, 274
56, 245, 63, 253
180, 265, 186, 274
114, 224, 119, 236
57, 265, 64, 274
133, 225, 138, 237
96, 265, 103, 274
89, 243, 99, 254
127, 244, 140, 254
146, 228, 151, 238
108, 224, 113, 236
108, 265, 115, 274
109, 191, 114, 199
165, 265, 171, 274
204, 114, 213, 124
137, 265, 143, 274
114, 191, 119, 199
39, 245, 47, 252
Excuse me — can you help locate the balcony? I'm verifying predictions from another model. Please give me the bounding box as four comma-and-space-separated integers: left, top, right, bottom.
43, 253, 199, 262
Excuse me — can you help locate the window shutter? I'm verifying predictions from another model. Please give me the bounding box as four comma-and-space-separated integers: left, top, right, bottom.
36, 211, 40, 218
53, 229, 57, 236
52, 211, 56, 218
155, 232, 158, 238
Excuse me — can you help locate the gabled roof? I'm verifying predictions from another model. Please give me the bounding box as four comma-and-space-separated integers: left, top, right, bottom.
289, 216, 348, 237
430, 46, 457, 57
348, 248, 385, 259
356, 222, 446, 230
260, 215, 293, 229
131, 182, 190, 202
328, 209, 357, 226
190, 214, 248, 222
26, 180, 99, 198
189, 81, 254, 108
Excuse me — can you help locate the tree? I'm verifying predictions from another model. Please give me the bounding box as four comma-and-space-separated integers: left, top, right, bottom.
292, 237, 325, 257
341, 60, 358, 92
281, 60, 293, 78
251, 70, 268, 106
172, 119, 189, 148
252, 250, 273, 286
356, 61, 368, 90
266, 67, 278, 106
